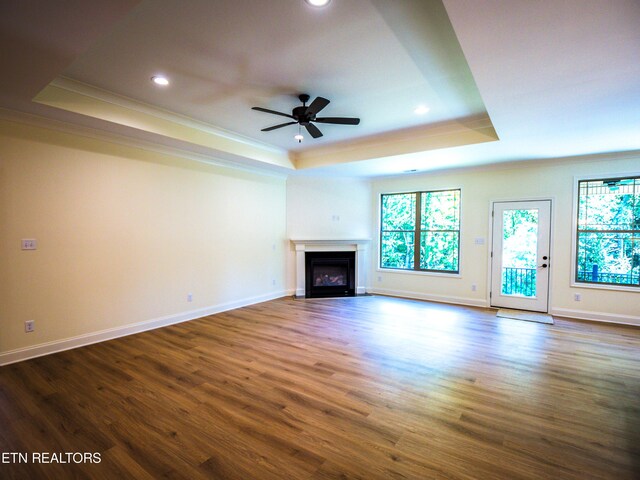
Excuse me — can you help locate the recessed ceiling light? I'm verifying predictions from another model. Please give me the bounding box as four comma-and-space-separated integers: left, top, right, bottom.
414, 105, 430, 115
305, 0, 331, 7
151, 75, 169, 86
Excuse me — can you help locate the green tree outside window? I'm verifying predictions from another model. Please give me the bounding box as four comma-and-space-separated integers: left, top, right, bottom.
576, 176, 640, 287
380, 190, 460, 273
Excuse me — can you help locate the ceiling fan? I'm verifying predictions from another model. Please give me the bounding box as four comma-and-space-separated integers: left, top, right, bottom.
252, 94, 360, 139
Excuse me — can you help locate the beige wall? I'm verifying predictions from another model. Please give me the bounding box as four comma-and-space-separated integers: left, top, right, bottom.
370, 154, 640, 325
286, 176, 372, 239
0, 120, 287, 361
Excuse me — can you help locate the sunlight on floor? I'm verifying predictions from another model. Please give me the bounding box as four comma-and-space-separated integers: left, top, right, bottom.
364, 298, 467, 375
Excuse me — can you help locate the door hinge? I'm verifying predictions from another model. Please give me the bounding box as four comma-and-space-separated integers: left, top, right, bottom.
490, 251, 493, 258
489, 291, 492, 298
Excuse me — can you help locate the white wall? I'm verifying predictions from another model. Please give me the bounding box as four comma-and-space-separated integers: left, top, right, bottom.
369, 153, 640, 325
0, 119, 287, 364
286, 176, 372, 290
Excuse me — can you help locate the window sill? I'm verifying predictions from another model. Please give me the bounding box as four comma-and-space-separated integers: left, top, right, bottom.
377, 267, 462, 279
571, 282, 640, 293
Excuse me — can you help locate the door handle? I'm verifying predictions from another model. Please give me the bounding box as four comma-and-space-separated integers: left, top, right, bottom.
538, 263, 548, 268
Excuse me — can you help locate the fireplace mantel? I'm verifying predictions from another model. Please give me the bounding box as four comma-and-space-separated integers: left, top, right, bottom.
290, 238, 370, 246
291, 239, 369, 298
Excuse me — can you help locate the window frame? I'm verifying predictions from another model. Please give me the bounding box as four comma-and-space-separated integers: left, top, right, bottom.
379, 188, 461, 275
571, 173, 640, 292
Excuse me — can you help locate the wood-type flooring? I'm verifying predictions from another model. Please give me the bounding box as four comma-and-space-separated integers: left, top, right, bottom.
1, 295, 639, 479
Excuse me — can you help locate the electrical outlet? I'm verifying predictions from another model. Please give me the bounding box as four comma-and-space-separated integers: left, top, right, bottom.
377, 276, 382, 282
574, 293, 581, 302
471, 284, 477, 292
272, 279, 276, 286
187, 293, 193, 302
25, 320, 35, 333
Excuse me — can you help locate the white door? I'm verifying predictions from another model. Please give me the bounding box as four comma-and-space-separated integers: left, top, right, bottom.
490, 200, 551, 312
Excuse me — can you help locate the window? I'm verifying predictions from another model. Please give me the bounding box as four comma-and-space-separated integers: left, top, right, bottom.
576, 176, 640, 288
380, 189, 460, 273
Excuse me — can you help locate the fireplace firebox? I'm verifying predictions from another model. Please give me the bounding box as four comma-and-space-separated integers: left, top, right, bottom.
305, 251, 356, 298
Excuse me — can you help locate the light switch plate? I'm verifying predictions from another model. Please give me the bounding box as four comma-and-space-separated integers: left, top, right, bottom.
21, 239, 37, 250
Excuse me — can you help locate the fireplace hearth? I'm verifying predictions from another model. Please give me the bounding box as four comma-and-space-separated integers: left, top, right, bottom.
305, 251, 355, 298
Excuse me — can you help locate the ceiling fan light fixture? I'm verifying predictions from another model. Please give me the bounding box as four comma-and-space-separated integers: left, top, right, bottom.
304, 0, 331, 7
294, 133, 304, 143
151, 75, 169, 86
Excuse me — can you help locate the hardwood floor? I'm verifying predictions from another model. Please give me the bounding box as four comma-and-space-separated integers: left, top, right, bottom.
1, 295, 639, 479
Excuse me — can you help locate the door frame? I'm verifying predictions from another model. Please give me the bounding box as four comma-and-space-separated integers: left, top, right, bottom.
486, 197, 555, 313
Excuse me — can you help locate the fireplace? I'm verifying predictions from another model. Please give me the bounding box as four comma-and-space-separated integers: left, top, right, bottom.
305, 251, 355, 298
291, 239, 369, 298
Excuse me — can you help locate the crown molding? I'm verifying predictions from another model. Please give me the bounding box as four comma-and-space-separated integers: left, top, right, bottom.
0, 107, 291, 178
292, 113, 498, 170
33, 78, 295, 172
52, 76, 283, 153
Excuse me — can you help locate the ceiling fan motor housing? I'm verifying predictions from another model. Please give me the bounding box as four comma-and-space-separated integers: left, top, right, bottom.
293, 106, 314, 123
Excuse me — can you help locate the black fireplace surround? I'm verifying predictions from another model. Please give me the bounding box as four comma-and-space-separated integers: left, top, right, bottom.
305, 251, 356, 298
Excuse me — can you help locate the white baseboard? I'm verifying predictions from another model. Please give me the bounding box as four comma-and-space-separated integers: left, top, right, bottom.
367, 287, 488, 308
5, 291, 634, 366
0, 290, 289, 366
550, 307, 640, 327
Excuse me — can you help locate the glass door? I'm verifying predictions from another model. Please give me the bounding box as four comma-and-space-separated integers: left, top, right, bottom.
490, 200, 551, 312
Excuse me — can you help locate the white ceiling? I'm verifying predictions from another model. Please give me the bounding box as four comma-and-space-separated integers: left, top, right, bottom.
62, 0, 485, 150
1, 0, 639, 177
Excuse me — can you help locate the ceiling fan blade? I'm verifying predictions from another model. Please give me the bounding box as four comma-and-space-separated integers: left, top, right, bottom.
304, 123, 323, 138
261, 121, 297, 132
315, 117, 360, 125
252, 107, 295, 119
305, 97, 330, 116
